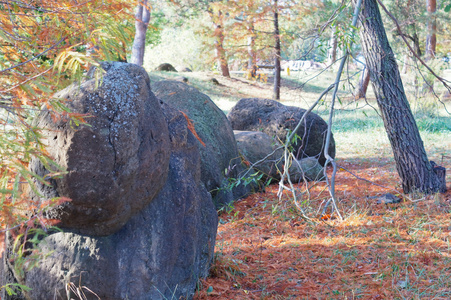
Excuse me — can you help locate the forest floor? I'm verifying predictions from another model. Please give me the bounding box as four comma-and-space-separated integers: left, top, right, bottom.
194, 171, 451, 299
193, 165, 451, 299
149, 70, 451, 299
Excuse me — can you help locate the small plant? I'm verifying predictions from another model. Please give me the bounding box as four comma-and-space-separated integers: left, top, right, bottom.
1, 283, 31, 298
66, 272, 101, 300
11, 227, 59, 282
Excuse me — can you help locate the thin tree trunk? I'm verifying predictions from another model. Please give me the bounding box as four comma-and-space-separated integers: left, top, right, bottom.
423, 0, 437, 94
412, 31, 422, 57
214, 11, 230, 78
356, 0, 444, 193
130, 0, 150, 66
247, 21, 257, 78
356, 67, 370, 99
426, 0, 437, 59
273, 0, 281, 100
327, 26, 338, 66
401, 50, 409, 74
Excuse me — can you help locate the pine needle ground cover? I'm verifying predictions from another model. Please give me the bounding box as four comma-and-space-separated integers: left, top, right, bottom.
187, 71, 451, 299
195, 162, 451, 299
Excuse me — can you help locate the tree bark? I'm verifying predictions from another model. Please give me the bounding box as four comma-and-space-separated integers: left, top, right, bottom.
425, 0, 437, 59
273, 0, 281, 100
423, 0, 437, 94
356, 67, 370, 99
130, 0, 150, 66
327, 26, 338, 66
356, 0, 444, 193
214, 11, 230, 78
247, 21, 257, 78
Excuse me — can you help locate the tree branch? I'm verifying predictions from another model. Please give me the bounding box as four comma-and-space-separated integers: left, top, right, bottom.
0, 38, 65, 74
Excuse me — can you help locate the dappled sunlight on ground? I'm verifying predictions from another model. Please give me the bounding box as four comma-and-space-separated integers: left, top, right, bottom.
195, 156, 451, 299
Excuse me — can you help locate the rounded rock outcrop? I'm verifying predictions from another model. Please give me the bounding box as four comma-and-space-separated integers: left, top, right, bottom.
234, 130, 283, 180
31, 62, 171, 236
155, 63, 177, 72
227, 98, 335, 166
4, 103, 217, 300
152, 80, 254, 208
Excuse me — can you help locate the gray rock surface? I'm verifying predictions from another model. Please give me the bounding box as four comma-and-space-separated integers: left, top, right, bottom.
227, 98, 335, 166
288, 157, 325, 182
6, 103, 218, 300
234, 130, 283, 180
30, 62, 171, 236
368, 193, 402, 204
152, 80, 254, 208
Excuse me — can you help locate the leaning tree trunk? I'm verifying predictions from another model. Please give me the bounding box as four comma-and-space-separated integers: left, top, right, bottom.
130, 0, 150, 66
273, 0, 281, 100
356, 0, 444, 193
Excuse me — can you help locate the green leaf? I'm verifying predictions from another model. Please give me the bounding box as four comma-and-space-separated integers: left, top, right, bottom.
445, 4, 451, 12
266, 178, 273, 186
207, 286, 213, 294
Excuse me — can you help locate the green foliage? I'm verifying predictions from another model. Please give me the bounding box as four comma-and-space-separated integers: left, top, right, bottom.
12, 228, 51, 281
0, 2, 134, 294
6, 226, 60, 297
1, 283, 31, 297
146, 11, 170, 47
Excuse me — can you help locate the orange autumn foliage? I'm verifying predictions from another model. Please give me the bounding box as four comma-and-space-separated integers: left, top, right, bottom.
0, 0, 133, 232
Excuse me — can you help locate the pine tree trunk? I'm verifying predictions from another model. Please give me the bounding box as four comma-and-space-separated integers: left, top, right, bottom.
356, 0, 445, 193
213, 11, 230, 78
423, 0, 437, 94
273, 0, 281, 100
426, 0, 437, 59
356, 67, 370, 99
247, 21, 257, 78
130, 1, 150, 66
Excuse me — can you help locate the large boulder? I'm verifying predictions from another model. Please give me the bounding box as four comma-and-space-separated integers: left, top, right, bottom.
152, 80, 254, 208
234, 131, 324, 183
288, 157, 325, 182
4, 103, 218, 300
30, 62, 171, 236
227, 98, 335, 166
155, 63, 177, 72
234, 130, 283, 180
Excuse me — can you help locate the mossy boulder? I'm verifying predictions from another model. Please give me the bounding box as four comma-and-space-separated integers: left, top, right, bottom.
152, 80, 255, 208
